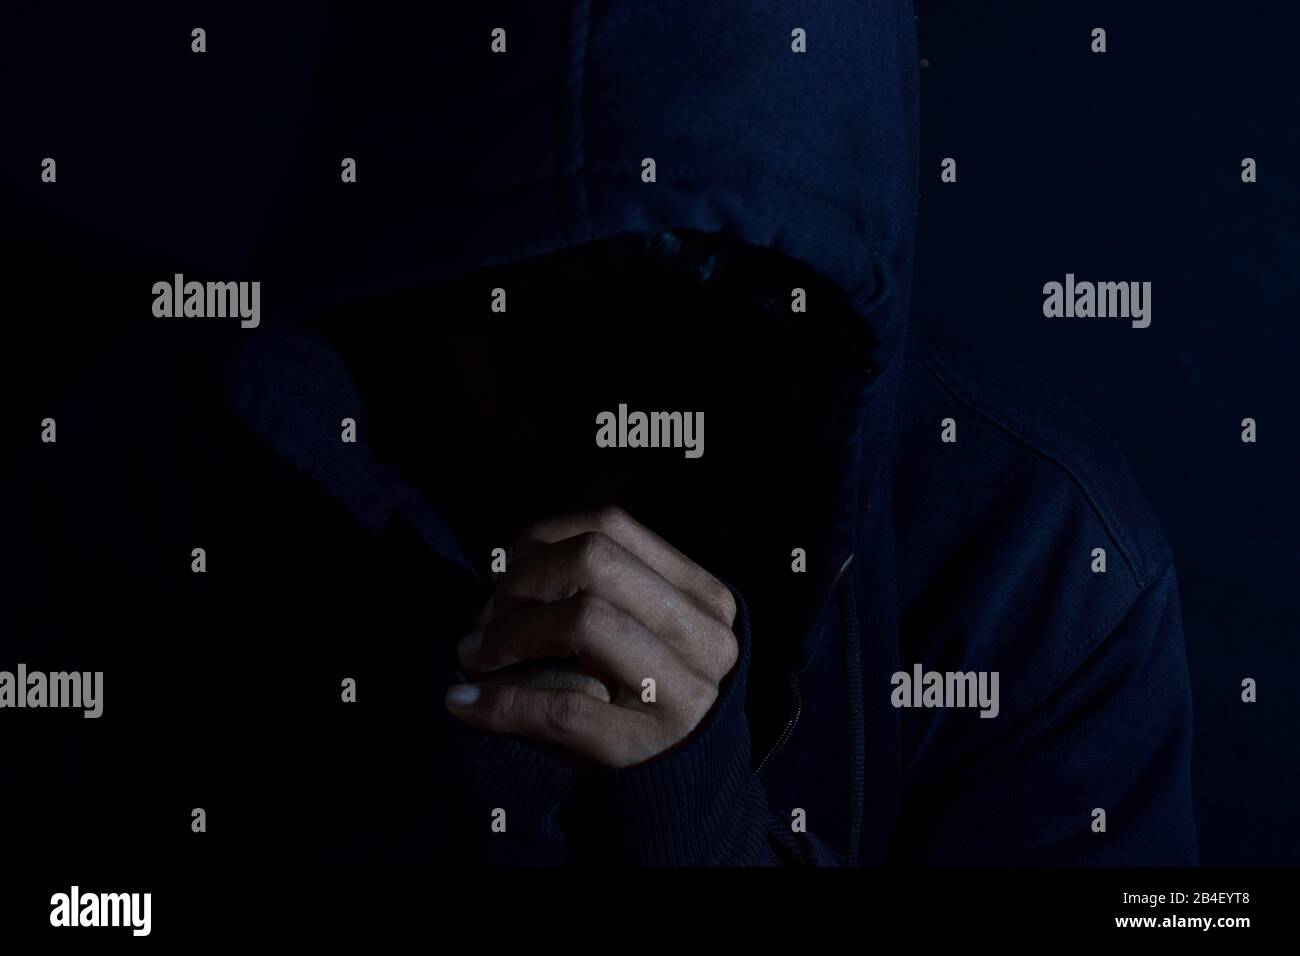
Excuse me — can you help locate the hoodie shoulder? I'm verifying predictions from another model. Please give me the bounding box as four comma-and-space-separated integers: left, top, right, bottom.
891, 324, 1176, 714
898, 323, 1172, 589
887, 327, 1195, 864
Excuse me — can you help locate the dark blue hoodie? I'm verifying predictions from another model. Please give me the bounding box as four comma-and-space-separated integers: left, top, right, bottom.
7, 1, 1196, 866
220, 1, 1197, 865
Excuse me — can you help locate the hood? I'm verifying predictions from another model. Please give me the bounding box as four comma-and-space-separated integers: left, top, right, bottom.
242, 0, 920, 605
267, 2, 919, 341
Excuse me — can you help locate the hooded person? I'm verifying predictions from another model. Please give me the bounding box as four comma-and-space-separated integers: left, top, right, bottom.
9, 1, 1196, 866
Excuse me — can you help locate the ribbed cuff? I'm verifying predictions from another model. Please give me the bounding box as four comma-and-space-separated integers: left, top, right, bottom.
568, 587, 772, 865
462, 732, 573, 819
452, 722, 573, 865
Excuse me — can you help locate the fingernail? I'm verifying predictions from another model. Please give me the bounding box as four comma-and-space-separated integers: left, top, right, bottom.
457, 628, 483, 663
446, 684, 481, 708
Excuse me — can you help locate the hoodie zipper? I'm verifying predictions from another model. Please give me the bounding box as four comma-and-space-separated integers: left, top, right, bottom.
756, 670, 802, 779
755, 553, 854, 781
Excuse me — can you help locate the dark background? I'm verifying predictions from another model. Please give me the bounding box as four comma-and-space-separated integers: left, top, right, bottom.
913, 0, 1299, 864
3, 2, 1296, 864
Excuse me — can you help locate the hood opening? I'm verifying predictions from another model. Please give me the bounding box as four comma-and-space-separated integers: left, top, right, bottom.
289, 227, 871, 592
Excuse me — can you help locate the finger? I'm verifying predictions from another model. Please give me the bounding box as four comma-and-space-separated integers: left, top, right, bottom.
460, 593, 677, 694
511, 505, 736, 626
445, 681, 653, 768
488, 531, 731, 671
470, 661, 614, 704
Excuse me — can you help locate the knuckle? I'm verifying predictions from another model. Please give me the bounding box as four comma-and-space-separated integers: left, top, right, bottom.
713, 625, 740, 676
545, 691, 590, 735
667, 665, 720, 728
593, 503, 630, 534
691, 686, 720, 729
570, 593, 614, 644
705, 579, 738, 626
680, 669, 719, 712
574, 530, 615, 575
492, 685, 523, 725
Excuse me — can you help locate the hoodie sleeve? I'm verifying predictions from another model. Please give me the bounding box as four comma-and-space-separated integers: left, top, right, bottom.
892, 562, 1198, 865
447, 722, 575, 866
562, 588, 846, 866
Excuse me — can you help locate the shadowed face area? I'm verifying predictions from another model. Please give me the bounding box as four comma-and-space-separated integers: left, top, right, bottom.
316, 233, 860, 638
